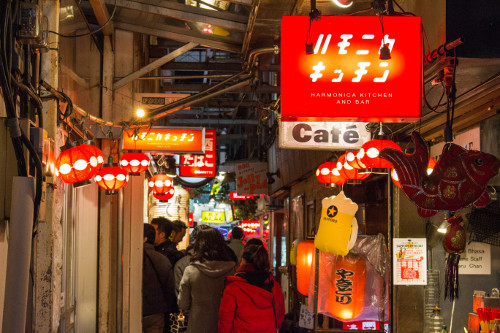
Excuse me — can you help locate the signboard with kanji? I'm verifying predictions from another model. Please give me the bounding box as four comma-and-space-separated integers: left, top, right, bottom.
179, 129, 216, 177
122, 127, 205, 154
201, 211, 226, 223
134, 93, 190, 110
281, 16, 422, 122
393, 238, 427, 285
235, 162, 268, 195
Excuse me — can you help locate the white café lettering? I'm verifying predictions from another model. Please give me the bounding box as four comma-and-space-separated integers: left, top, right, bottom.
292, 123, 360, 144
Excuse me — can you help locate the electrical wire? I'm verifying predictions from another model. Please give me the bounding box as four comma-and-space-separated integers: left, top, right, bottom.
48, 0, 117, 38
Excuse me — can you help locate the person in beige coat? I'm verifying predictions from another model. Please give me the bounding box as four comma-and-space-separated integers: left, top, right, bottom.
178, 227, 236, 333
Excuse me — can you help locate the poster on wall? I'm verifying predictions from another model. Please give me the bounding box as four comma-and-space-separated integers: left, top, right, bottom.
393, 238, 427, 285
458, 242, 491, 275
235, 162, 268, 195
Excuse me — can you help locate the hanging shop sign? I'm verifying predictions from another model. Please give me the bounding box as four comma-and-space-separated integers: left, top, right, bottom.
458, 242, 491, 275
229, 191, 257, 200
281, 16, 422, 122
235, 162, 268, 195
279, 122, 370, 150
201, 211, 226, 223
134, 93, 190, 110
393, 238, 427, 285
179, 129, 216, 177
122, 127, 205, 154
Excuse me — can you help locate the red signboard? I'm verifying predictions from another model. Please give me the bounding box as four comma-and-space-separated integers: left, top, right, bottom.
229, 191, 257, 200
179, 129, 216, 177
122, 127, 205, 154
281, 16, 422, 122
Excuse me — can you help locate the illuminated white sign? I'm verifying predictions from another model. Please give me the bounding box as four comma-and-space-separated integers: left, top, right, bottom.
279, 122, 370, 150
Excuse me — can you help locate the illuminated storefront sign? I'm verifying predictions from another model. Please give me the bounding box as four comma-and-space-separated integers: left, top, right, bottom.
279, 122, 370, 150
281, 16, 422, 122
179, 129, 216, 177
201, 211, 226, 223
229, 191, 257, 200
122, 127, 205, 154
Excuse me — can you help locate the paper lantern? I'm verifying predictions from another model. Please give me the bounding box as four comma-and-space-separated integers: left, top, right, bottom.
55, 141, 103, 187
328, 255, 366, 321
152, 187, 176, 202
148, 174, 174, 194
392, 157, 437, 188
337, 153, 371, 182
358, 139, 402, 170
443, 215, 466, 302
296, 240, 315, 296
120, 151, 149, 175
95, 165, 129, 195
316, 162, 346, 186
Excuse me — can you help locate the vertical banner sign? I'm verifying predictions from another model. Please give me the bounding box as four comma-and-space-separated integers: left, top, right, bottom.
393, 238, 427, 285
179, 129, 216, 177
281, 16, 422, 122
235, 162, 268, 195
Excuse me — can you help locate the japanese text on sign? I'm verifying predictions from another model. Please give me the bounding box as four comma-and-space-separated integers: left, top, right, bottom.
281, 16, 422, 122
122, 127, 205, 154
180, 129, 216, 177
235, 162, 268, 195
393, 238, 427, 285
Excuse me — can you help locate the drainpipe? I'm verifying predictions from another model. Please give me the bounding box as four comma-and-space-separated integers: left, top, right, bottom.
2, 176, 34, 333
117, 189, 124, 332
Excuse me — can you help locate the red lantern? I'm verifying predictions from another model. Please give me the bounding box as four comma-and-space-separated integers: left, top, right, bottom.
148, 174, 174, 194
120, 151, 150, 175
296, 240, 315, 296
392, 157, 437, 188
316, 162, 346, 186
152, 187, 176, 202
95, 165, 129, 195
328, 254, 366, 320
337, 153, 371, 182
55, 141, 103, 187
358, 139, 402, 170
442, 215, 466, 302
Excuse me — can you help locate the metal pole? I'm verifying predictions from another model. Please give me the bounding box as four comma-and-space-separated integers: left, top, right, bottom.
388, 173, 394, 333
2, 176, 34, 333
117, 190, 124, 332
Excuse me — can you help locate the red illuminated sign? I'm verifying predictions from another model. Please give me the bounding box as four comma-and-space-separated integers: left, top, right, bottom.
281, 16, 422, 122
122, 127, 205, 154
179, 129, 216, 177
229, 191, 257, 200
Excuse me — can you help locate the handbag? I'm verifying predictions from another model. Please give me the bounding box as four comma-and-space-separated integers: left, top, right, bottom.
169, 310, 188, 333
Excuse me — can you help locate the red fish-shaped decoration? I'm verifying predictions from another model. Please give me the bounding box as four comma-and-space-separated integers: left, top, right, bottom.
379, 131, 500, 217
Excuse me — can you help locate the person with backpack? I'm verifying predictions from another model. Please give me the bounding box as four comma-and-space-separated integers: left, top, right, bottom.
218, 244, 285, 333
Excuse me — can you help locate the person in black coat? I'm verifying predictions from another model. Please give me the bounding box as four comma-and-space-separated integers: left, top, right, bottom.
143, 223, 176, 333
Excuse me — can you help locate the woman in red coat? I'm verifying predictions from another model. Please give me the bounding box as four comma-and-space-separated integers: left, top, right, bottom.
218, 244, 285, 333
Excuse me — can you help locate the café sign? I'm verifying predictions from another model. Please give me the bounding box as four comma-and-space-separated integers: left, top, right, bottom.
281, 16, 422, 122
279, 122, 370, 150
122, 126, 205, 154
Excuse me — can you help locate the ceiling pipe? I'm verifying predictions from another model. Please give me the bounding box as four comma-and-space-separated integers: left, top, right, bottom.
145, 78, 253, 121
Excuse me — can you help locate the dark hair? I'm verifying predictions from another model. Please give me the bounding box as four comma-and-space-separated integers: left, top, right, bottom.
144, 224, 156, 245
231, 226, 243, 240
151, 217, 172, 236
191, 227, 231, 262
172, 220, 187, 233
245, 238, 264, 247
242, 244, 270, 272
189, 224, 210, 244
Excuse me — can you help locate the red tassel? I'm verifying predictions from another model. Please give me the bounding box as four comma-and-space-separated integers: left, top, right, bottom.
444, 253, 460, 301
